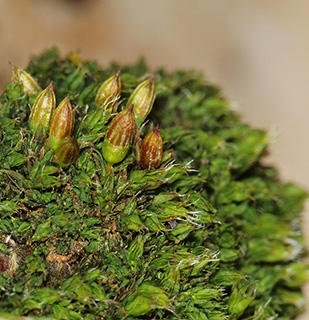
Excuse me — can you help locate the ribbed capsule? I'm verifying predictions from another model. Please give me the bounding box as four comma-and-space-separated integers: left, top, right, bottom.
49, 96, 75, 151
140, 126, 163, 169
102, 105, 136, 167
10, 62, 41, 97
29, 83, 56, 136
55, 137, 79, 168
95, 70, 121, 113
126, 76, 155, 127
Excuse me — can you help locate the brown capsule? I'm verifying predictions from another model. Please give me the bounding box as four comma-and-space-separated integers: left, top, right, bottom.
95, 70, 121, 113
140, 125, 163, 169
49, 96, 75, 151
55, 137, 79, 168
102, 105, 136, 166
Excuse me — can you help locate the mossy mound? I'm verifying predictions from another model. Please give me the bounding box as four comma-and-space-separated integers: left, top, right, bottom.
0, 48, 307, 319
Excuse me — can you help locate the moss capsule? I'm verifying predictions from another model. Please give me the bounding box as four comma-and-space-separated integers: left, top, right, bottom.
55, 137, 79, 168
49, 96, 75, 151
29, 83, 56, 137
126, 76, 155, 127
140, 126, 163, 169
10, 62, 41, 97
102, 105, 136, 169
95, 70, 121, 113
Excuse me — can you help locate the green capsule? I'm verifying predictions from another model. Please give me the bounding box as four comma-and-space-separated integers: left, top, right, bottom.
49, 96, 75, 151
102, 105, 136, 170
55, 137, 79, 168
95, 70, 121, 113
10, 62, 41, 97
126, 76, 155, 127
29, 83, 56, 136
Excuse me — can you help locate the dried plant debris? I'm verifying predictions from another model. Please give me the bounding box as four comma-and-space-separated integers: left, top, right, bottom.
0, 47, 308, 319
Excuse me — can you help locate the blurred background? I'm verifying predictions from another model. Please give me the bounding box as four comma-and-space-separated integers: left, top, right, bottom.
0, 0, 308, 316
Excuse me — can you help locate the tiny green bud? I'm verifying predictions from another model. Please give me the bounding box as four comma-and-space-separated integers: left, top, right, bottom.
102, 105, 136, 168
140, 125, 163, 169
49, 96, 75, 151
55, 137, 79, 168
10, 62, 41, 97
29, 83, 56, 136
126, 76, 155, 126
95, 70, 121, 112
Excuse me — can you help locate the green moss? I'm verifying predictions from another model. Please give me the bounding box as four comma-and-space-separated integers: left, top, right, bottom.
0, 47, 307, 319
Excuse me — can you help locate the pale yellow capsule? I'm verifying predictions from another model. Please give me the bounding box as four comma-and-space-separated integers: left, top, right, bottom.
126, 76, 155, 127
95, 70, 121, 113
10, 62, 41, 97
29, 83, 56, 136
